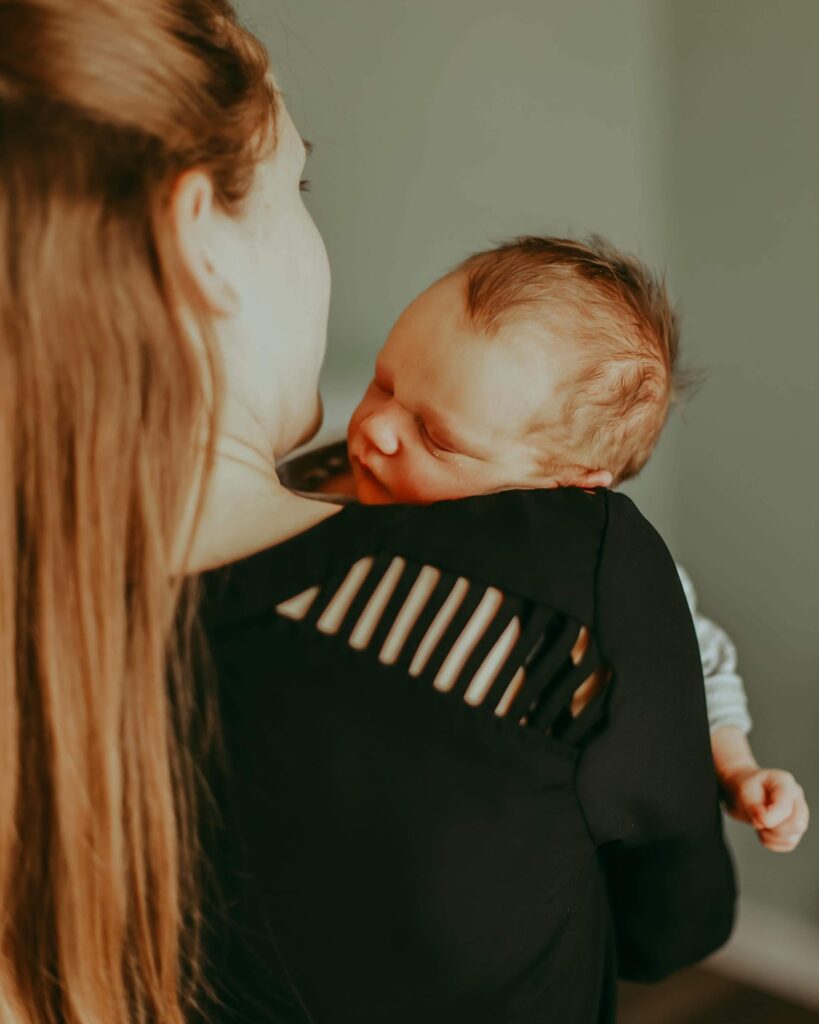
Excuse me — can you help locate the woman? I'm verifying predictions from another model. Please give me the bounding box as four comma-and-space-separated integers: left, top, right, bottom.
0, 2, 734, 1022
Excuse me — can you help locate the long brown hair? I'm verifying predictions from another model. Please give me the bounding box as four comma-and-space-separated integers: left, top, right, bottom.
0, 2, 277, 1019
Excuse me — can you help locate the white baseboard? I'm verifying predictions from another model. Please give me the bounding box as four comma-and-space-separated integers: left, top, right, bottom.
707, 899, 819, 1009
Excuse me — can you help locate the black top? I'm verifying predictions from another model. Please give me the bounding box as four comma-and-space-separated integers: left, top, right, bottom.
196, 487, 736, 1024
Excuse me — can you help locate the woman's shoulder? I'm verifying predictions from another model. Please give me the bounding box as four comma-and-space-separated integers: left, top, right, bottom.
380, 481, 675, 577
382, 486, 663, 558
378, 486, 607, 560
353, 486, 610, 618
592, 489, 684, 597
200, 486, 667, 635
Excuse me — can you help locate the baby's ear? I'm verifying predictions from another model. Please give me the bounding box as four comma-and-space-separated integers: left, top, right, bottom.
575, 468, 613, 490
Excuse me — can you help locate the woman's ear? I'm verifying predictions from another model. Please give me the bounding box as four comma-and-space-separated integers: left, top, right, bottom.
170, 168, 240, 317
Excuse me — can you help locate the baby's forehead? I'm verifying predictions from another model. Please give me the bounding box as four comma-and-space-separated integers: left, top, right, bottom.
388, 307, 572, 448
424, 269, 582, 349
400, 272, 575, 365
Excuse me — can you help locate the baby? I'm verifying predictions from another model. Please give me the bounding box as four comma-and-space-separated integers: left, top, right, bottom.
324, 234, 808, 852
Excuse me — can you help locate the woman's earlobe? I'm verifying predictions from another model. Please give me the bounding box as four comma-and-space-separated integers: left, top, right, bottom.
202, 250, 240, 317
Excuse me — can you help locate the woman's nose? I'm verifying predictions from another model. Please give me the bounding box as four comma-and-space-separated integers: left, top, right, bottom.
361, 411, 400, 456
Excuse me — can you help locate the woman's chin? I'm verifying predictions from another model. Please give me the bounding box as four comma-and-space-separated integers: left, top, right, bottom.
282, 395, 324, 456
302, 394, 324, 444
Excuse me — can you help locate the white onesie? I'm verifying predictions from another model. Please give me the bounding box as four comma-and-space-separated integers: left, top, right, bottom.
676, 564, 752, 734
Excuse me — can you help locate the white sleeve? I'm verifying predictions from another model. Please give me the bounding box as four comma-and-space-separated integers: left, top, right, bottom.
675, 564, 752, 735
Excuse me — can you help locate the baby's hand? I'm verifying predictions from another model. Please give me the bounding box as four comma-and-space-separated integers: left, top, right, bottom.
723, 766, 809, 852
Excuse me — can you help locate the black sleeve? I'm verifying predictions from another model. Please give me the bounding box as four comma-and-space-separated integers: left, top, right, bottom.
576, 490, 737, 981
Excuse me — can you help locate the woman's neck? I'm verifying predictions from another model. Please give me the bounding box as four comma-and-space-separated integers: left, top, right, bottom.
172, 446, 343, 576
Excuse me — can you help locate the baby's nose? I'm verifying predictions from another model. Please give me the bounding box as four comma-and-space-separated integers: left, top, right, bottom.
362, 413, 400, 456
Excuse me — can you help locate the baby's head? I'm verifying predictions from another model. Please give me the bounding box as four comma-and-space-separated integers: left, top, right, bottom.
347, 235, 682, 505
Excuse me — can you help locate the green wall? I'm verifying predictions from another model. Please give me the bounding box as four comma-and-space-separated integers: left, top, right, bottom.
668, 0, 819, 929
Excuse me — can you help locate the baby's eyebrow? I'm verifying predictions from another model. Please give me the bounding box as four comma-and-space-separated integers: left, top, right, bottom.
301, 138, 314, 156
374, 358, 487, 458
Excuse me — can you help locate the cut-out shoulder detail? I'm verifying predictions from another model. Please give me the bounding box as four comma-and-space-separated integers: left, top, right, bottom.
276, 586, 320, 620
432, 586, 503, 693
317, 557, 373, 634
494, 666, 526, 719
350, 557, 406, 650
462, 615, 521, 707
409, 577, 469, 677
378, 566, 441, 665
568, 626, 611, 718
274, 553, 611, 746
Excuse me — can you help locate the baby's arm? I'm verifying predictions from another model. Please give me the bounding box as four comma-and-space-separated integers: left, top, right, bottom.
676, 565, 809, 852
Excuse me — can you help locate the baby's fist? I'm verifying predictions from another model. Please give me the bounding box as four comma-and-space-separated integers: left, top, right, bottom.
724, 767, 809, 852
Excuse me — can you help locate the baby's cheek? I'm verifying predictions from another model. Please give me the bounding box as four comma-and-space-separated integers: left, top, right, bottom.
393, 455, 484, 504
379, 456, 435, 504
